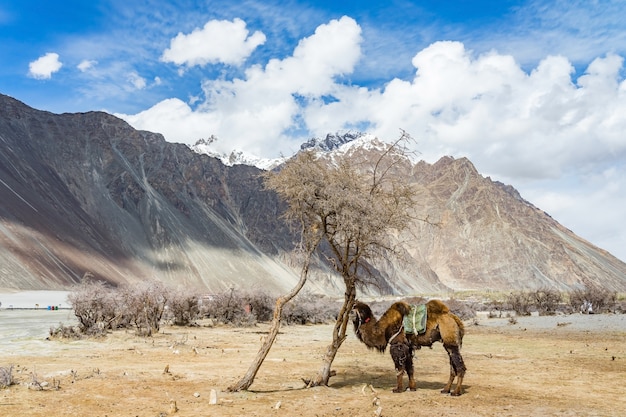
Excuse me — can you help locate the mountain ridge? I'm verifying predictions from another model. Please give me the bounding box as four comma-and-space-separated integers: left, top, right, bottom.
1, 93, 625, 294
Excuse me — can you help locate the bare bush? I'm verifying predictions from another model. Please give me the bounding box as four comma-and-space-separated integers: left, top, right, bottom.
202, 291, 339, 326
69, 277, 173, 337
203, 289, 254, 326
442, 298, 476, 320
243, 292, 274, 322
282, 295, 338, 325
49, 323, 82, 339
120, 281, 168, 336
0, 365, 13, 388
166, 288, 201, 326
67, 278, 118, 335
533, 288, 562, 315
506, 291, 534, 316
569, 284, 617, 314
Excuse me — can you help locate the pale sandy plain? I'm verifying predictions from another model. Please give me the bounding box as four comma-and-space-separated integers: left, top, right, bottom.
1, 291, 625, 417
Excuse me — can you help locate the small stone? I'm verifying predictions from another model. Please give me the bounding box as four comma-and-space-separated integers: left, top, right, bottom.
193, 392, 200, 398
209, 389, 218, 405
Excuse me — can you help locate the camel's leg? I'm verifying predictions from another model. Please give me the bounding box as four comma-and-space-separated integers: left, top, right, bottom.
394, 369, 405, 393
442, 345, 466, 396
390, 342, 411, 393
441, 359, 455, 394
407, 347, 416, 391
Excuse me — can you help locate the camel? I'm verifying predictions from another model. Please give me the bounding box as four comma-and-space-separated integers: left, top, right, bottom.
352, 299, 466, 396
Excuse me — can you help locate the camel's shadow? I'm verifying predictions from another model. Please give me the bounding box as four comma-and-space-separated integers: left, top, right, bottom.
249, 377, 470, 394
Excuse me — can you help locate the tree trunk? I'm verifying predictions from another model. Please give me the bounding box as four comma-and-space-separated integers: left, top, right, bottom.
307, 282, 356, 386
227, 239, 317, 392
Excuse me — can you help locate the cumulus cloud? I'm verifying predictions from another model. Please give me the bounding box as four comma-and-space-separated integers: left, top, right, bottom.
124, 16, 362, 156
120, 98, 214, 142
161, 18, 266, 67
126, 27, 626, 187
28, 52, 62, 79
303, 41, 626, 182
77, 60, 97, 72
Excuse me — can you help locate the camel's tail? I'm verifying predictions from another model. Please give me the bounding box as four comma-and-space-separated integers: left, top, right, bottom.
452, 313, 465, 348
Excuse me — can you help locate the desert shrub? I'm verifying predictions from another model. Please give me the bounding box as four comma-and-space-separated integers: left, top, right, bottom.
243, 291, 275, 322
203, 289, 254, 326
166, 288, 201, 326
49, 323, 82, 339
67, 278, 118, 335
533, 287, 562, 315
505, 291, 534, 316
202, 290, 279, 325
282, 295, 338, 325
120, 281, 168, 336
443, 298, 476, 320
0, 365, 13, 389
568, 284, 617, 314
69, 277, 174, 336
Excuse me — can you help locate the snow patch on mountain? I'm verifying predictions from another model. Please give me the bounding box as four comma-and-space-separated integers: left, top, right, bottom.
190, 138, 286, 170
189, 131, 413, 170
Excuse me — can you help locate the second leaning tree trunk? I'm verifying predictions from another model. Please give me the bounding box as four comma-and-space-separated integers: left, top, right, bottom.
306, 280, 356, 386
227, 230, 320, 392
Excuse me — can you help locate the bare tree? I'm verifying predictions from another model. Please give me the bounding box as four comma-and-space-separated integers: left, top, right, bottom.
309, 132, 418, 386
230, 131, 419, 390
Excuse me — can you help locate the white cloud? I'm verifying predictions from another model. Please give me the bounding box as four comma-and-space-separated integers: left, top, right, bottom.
123, 16, 362, 156
28, 52, 63, 79
127, 72, 147, 90
119, 98, 215, 143
301, 41, 626, 183
161, 18, 266, 67
126, 32, 626, 185
77, 60, 97, 72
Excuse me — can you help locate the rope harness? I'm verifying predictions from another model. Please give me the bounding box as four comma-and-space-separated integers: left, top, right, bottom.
389, 325, 403, 344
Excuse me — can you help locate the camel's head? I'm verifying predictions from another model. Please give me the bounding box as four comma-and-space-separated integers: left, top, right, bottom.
352, 301, 374, 341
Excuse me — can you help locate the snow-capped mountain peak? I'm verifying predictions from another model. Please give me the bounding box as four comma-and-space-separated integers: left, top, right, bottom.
189, 131, 392, 170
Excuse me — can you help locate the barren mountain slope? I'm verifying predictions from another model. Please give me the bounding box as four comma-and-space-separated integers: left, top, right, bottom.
1, 94, 625, 294
0, 94, 302, 293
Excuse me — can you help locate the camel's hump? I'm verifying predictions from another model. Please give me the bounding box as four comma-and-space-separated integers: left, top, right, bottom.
426, 299, 450, 315
390, 301, 412, 316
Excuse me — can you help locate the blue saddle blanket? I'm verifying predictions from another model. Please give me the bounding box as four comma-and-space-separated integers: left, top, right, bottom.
403, 304, 427, 335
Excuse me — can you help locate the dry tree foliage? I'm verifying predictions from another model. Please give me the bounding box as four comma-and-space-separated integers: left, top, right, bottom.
263, 131, 420, 386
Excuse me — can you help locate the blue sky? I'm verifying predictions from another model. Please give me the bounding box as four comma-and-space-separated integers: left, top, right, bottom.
1, 0, 626, 262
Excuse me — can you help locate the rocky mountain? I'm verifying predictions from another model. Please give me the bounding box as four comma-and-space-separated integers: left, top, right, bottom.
1, 94, 625, 295
0, 94, 308, 294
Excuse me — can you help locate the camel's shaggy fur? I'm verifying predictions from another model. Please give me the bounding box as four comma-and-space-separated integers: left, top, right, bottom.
352, 300, 466, 395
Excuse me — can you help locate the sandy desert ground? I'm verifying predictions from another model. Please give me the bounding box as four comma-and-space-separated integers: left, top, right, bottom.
1, 306, 625, 417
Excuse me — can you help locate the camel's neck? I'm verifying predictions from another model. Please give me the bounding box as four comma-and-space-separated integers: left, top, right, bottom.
359, 319, 389, 351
